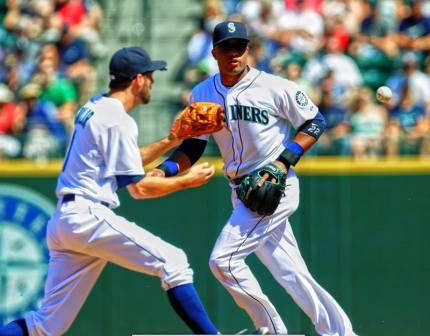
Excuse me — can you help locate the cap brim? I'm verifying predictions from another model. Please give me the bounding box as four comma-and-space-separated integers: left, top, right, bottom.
148, 60, 167, 71
214, 37, 250, 47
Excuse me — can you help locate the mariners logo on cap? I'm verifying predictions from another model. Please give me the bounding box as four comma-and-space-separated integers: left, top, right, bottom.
0, 184, 54, 325
295, 91, 309, 107
228, 22, 236, 33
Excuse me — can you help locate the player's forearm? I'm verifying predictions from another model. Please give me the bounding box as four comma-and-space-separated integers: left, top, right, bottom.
128, 175, 191, 199
155, 139, 206, 177
277, 115, 325, 169
140, 134, 180, 166
293, 132, 318, 152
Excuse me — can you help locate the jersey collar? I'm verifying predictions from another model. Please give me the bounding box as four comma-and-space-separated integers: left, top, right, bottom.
214, 67, 260, 94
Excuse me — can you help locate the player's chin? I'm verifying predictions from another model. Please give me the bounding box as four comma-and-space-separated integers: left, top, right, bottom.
140, 94, 151, 104
232, 64, 247, 75
224, 66, 242, 76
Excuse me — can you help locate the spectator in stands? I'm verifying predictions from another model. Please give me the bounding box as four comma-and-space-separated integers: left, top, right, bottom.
0, 83, 24, 157
18, 82, 69, 161
58, 25, 96, 103
58, 25, 89, 67
277, 0, 324, 55
285, 0, 322, 13
55, 0, 86, 28
0, 0, 104, 160
2, 0, 45, 79
2, 52, 22, 92
247, 38, 273, 73
242, 0, 283, 58
322, 0, 368, 36
387, 51, 430, 112
186, 19, 216, 73
283, 58, 321, 104
385, 84, 430, 157
314, 73, 350, 155
349, 87, 386, 159
348, 0, 400, 91
178, 0, 430, 159
185, 0, 226, 77
322, 34, 363, 89
360, 0, 398, 37
303, 34, 362, 105
325, 14, 349, 52
398, 0, 430, 54
33, 50, 78, 134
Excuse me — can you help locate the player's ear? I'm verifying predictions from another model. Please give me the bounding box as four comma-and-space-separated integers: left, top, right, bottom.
132, 74, 144, 88
211, 48, 218, 60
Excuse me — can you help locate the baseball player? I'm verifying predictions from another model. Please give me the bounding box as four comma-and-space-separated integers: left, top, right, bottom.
0, 47, 220, 336
150, 22, 358, 336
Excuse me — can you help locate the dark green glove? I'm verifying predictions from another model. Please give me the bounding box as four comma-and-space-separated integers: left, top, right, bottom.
237, 163, 287, 216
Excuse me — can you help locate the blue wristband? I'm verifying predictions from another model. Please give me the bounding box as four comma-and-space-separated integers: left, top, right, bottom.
278, 141, 304, 167
286, 141, 304, 156
157, 160, 179, 177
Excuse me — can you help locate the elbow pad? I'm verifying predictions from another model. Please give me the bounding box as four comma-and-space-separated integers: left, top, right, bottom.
297, 111, 326, 140
176, 138, 207, 165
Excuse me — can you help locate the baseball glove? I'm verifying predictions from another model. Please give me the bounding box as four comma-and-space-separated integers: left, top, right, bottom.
170, 102, 225, 139
237, 163, 287, 216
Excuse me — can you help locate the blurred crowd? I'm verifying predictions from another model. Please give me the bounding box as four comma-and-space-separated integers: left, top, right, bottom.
182, 0, 430, 158
2, 0, 430, 161
0, 0, 105, 161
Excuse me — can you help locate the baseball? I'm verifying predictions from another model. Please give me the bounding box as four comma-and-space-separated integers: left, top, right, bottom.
376, 86, 392, 103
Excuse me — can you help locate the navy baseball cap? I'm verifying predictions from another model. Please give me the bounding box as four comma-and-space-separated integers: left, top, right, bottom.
109, 46, 167, 80
213, 21, 250, 46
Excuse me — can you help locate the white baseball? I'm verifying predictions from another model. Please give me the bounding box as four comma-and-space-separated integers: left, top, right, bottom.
376, 86, 392, 103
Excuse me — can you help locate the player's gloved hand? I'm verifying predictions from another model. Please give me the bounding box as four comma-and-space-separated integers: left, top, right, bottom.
237, 162, 287, 216
170, 102, 225, 139
257, 161, 288, 186
184, 162, 215, 188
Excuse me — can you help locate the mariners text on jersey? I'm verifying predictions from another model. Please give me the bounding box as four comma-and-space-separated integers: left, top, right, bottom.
229, 104, 269, 125
190, 67, 318, 179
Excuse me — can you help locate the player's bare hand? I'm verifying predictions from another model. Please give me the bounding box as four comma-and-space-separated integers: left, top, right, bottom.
146, 168, 166, 177
186, 162, 215, 187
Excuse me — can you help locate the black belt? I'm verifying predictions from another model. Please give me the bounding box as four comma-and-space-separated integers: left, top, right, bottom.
62, 194, 110, 208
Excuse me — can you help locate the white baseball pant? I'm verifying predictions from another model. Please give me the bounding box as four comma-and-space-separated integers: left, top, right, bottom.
25, 195, 193, 336
209, 176, 357, 336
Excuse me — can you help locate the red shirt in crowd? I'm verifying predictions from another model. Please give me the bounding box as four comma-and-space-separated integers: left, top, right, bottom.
0, 103, 19, 134
57, 0, 86, 27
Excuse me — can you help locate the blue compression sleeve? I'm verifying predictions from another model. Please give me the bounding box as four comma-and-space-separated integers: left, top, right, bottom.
115, 174, 145, 188
0, 319, 29, 336
175, 139, 207, 165
167, 283, 218, 334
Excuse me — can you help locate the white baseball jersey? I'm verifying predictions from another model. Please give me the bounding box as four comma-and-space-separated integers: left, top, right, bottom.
25, 94, 194, 335
195, 68, 357, 335
56, 95, 145, 208
190, 67, 318, 180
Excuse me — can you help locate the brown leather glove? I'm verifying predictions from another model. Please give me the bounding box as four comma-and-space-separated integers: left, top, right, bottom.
170, 102, 225, 139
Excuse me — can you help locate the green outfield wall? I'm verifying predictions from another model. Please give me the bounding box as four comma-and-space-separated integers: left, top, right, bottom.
0, 158, 429, 336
